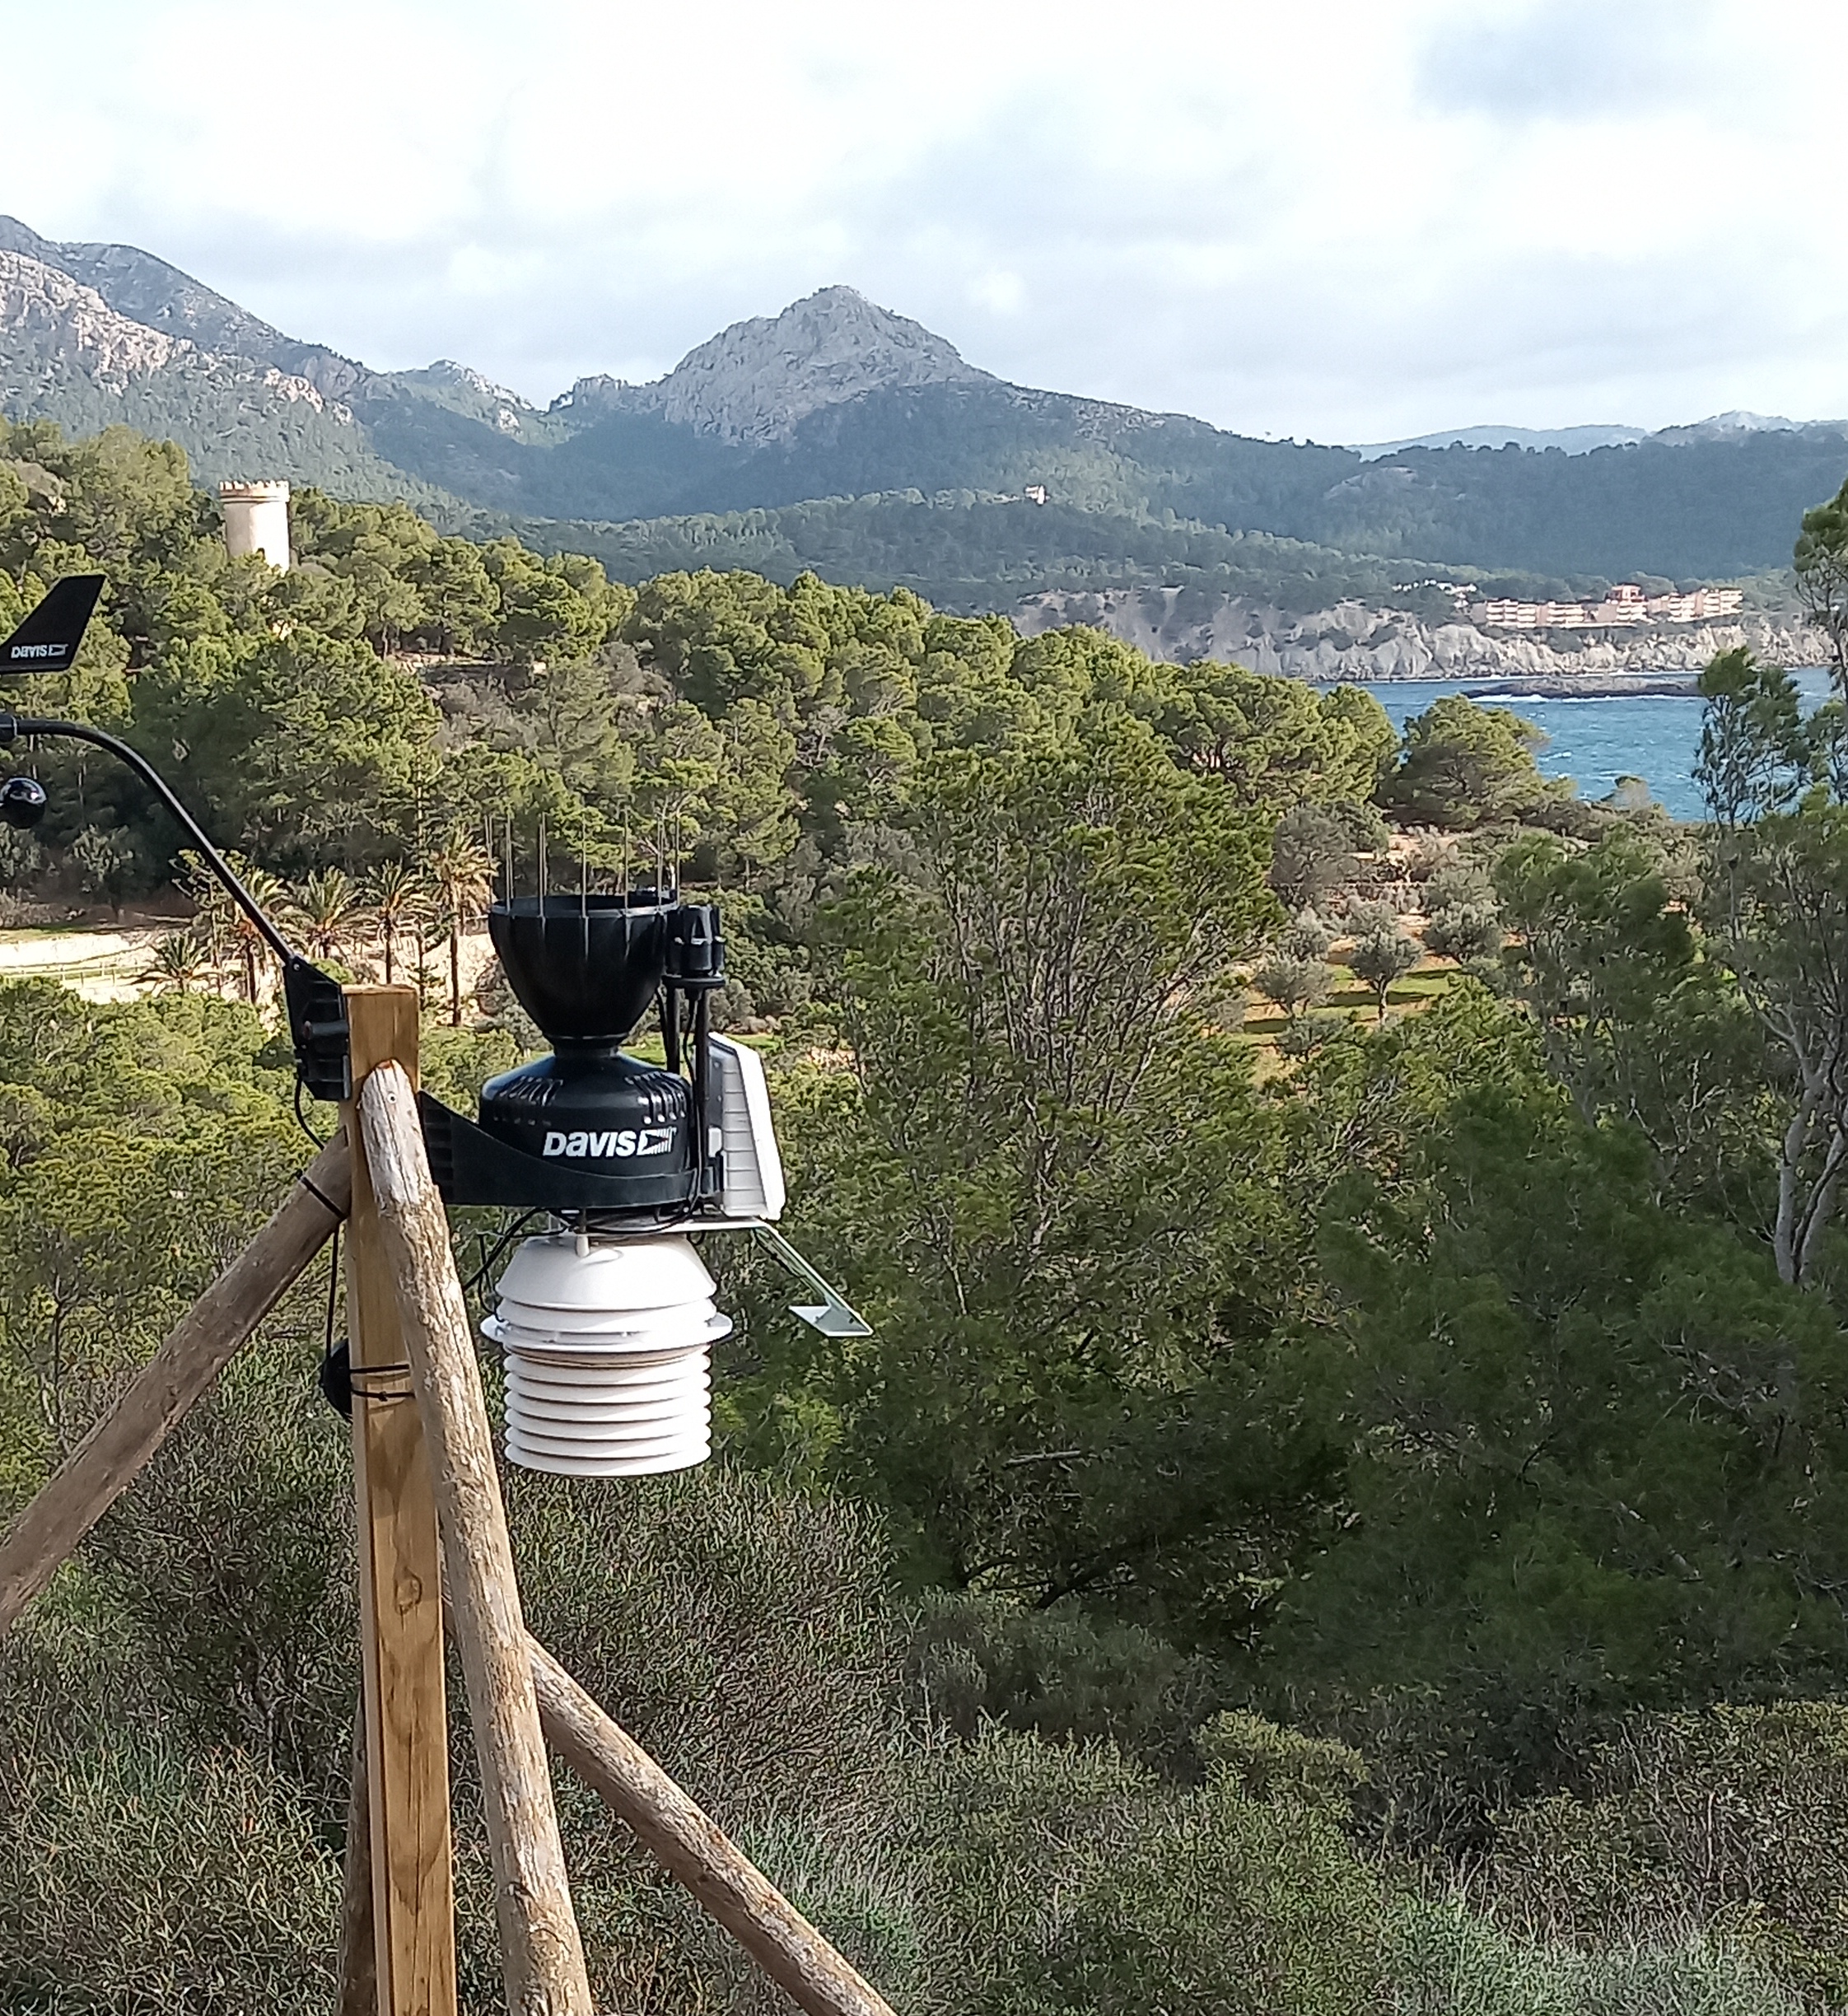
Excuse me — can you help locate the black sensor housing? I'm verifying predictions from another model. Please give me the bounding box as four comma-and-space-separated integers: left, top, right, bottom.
421, 892, 726, 1219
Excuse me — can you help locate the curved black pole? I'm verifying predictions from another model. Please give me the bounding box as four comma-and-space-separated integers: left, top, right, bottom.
0, 712, 294, 964
0, 711, 351, 1099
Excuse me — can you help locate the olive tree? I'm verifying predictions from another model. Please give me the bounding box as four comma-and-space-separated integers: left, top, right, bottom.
1344, 903, 1420, 1024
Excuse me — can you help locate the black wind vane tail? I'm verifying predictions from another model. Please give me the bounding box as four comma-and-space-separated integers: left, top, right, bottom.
0, 574, 105, 674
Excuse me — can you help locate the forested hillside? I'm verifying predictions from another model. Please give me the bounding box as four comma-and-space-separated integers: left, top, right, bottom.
9, 422, 1848, 2010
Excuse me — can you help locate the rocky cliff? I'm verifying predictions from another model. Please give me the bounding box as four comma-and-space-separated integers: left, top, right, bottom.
1015, 585, 1817, 679
0, 248, 445, 503
559, 286, 992, 445
0, 215, 365, 399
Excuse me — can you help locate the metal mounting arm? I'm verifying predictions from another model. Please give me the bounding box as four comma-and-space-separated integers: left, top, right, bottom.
0, 712, 292, 964
0, 712, 352, 1100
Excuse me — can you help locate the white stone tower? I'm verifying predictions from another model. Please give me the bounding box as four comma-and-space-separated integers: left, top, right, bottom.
219, 480, 292, 571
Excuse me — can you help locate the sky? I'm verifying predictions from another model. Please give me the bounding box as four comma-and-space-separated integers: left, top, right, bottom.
2, 0, 1843, 444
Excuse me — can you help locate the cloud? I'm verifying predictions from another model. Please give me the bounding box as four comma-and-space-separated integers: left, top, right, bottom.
1416, 0, 1725, 119
3, 0, 1846, 441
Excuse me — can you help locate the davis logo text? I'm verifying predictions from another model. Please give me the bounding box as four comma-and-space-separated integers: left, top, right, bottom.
542, 1127, 675, 1160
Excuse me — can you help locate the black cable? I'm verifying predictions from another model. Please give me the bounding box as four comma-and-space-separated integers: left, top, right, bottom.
0, 713, 295, 966
460, 1208, 544, 1299
293, 1074, 329, 1148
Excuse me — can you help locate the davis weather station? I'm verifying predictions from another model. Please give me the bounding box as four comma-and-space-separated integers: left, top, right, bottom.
422, 889, 870, 1477
0, 573, 869, 1478
0, 571, 898, 2016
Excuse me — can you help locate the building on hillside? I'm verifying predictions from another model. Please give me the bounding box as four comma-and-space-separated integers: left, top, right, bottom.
220, 481, 292, 571
1476, 583, 1743, 629
1650, 586, 1743, 622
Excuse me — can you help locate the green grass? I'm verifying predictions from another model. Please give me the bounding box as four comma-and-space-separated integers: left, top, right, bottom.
1244, 962, 1458, 1047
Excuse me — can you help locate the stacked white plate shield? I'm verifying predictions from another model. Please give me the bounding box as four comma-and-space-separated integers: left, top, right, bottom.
483, 1232, 730, 1477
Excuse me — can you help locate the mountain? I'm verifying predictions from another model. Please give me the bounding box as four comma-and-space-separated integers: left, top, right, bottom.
0, 215, 1844, 602
567, 286, 991, 443
343, 283, 1360, 539
0, 245, 444, 507
0, 216, 366, 399
1354, 423, 1645, 458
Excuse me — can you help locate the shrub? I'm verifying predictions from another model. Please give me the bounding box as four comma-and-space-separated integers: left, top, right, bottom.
906, 1591, 1229, 1777
928, 1729, 1393, 2016
1258, 952, 1334, 1020
1392, 1898, 1804, 2016
0, 1720, 339, 2010
1426, 899, 1504, 964
1271, 804, 1360, 912
1486, 1703, 1848, 2002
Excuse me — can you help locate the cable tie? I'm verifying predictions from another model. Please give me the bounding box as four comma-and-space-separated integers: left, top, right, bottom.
297, 1170, 348, 1220
347, 1365, 416, 1402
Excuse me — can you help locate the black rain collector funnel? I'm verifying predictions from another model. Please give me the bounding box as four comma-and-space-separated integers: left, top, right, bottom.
488, 894, 673, 1043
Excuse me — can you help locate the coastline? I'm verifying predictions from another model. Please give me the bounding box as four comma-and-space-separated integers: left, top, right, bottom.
1014, 586, 1813, 685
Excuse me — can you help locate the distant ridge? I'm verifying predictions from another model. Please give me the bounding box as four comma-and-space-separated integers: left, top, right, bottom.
1354, 423, 1645, 458
0, 213, 1841, 590
1352, 413, 1848, 459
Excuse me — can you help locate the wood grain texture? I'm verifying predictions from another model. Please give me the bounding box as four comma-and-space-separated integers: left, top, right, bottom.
530, 1637, 898, 2016
359, 1058, 593, 2016
0, 1135, 350, 1638
346, 991, 457, 2016
339, 1703, 380, 2016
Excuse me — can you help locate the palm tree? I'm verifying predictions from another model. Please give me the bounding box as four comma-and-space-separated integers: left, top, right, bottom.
289, 867, 363, 966
228, 866, 288, 1003
142, 931, 215, 996
183, 852, 287, 1004
366, 860, 429, 988
426, 833, 497, 1025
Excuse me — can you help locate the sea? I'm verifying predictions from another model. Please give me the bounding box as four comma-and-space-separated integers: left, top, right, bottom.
1355, 669, 1836, 822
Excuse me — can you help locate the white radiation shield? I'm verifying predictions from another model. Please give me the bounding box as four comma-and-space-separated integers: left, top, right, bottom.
484, 1233, 730, 1477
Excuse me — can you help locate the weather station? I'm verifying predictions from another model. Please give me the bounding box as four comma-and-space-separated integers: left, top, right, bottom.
421, 884, 870, 1477
0, 572, 894, 2016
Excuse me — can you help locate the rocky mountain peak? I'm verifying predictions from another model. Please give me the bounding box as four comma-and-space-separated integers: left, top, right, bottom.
640, 285, 991, 445
0, 216, 364, 401
418, 359, 530, 406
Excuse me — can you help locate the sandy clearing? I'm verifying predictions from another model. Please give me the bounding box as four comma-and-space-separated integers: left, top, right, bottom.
0, 922, 503, 1007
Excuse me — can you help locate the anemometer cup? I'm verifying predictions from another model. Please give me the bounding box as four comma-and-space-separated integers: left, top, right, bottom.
488, 894, 676, 1044
0, 777, 47, 829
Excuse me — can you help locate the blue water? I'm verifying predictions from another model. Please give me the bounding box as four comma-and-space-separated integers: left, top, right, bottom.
1356, 670, 1836, 821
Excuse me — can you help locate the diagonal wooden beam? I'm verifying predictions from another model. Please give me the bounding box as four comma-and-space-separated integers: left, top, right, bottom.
530, 1637, 899, 2016
0, 1135, 351, 1637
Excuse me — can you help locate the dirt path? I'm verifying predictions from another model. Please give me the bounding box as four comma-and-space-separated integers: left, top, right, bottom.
0, 921, 503, 1007
0, 924, 168, 1002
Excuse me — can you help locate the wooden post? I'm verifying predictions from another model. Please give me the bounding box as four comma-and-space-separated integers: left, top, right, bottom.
358, 1059, 593, 2016
338, 1703, 380, 2016
529, 1638, 898, 2016
345, 989, 457, 2016
0, 1136, 350, 1638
